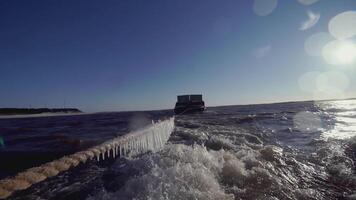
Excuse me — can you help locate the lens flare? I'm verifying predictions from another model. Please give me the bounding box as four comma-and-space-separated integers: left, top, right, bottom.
293, 111, 322, 133
304, 32, 333, 57
316, 71, 350, 93
298, 71, 321, 93
328, 11, 356, 40
322, 40, 356, 66
253, 0, 278, 16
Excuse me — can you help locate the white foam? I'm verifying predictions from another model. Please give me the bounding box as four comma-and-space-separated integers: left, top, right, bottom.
87, 143, 331, 200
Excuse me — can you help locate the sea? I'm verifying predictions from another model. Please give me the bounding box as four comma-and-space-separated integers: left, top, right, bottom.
0, 99, 356, 200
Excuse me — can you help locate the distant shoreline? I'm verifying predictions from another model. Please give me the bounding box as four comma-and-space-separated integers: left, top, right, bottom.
208, 97, 356, 109
0, 108, 83, 119
0, 112, 90, 119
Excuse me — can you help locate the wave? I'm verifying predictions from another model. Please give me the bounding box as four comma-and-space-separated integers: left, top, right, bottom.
86, 143, 337, 200
87, 135, 356, 199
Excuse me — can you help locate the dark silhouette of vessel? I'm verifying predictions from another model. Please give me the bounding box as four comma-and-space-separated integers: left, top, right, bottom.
174, 94, 206, 115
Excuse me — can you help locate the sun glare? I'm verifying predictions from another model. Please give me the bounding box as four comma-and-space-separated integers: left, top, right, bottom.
333, 42, 356, 64
322, 40, 356, 66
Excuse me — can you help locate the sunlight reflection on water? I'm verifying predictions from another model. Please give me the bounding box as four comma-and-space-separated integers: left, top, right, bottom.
318, 100, 356, 139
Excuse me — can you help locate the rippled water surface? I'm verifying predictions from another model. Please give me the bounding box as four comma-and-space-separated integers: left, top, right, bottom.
1, 99, 356, 199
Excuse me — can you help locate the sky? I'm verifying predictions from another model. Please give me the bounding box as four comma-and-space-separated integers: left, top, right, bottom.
0, 0, 355, 112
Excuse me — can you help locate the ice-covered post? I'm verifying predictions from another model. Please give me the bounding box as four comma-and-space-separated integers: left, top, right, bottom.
0, 117, 175, 199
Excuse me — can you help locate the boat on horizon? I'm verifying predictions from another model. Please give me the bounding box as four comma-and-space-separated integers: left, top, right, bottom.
174, 94, 206, 115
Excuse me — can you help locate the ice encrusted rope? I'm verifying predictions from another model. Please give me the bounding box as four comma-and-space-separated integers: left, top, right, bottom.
0, 117, 175, 199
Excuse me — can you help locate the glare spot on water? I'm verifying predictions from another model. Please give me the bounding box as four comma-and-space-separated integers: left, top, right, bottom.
304, 32, 333, 57
293, 111, 322, 133
319, 100, 356, 139
322, 40, 356, 66
297, 0, 319, 6
253, 0, 278, 16
328, 11, 356, 40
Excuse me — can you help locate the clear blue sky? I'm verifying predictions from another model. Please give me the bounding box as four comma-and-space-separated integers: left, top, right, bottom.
0, 0, 355, 112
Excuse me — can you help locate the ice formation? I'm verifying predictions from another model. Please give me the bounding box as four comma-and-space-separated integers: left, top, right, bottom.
0, 117, 175, 199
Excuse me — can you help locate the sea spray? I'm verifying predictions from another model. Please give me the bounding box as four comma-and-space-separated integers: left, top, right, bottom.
0, 117, 174, 199
88, 143, 322, 200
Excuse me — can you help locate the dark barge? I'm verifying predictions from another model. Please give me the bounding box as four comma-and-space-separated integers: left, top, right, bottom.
174, 94, 206, 115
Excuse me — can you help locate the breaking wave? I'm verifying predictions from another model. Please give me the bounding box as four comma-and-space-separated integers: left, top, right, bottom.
87, 141, 355, 199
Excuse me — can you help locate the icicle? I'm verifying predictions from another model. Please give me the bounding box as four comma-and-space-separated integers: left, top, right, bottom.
91, 149, 101, 162
123, 143, 126, 157
119, 145, 122, 157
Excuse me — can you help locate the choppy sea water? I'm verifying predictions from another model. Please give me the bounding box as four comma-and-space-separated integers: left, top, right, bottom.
1, 99, 356, 200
